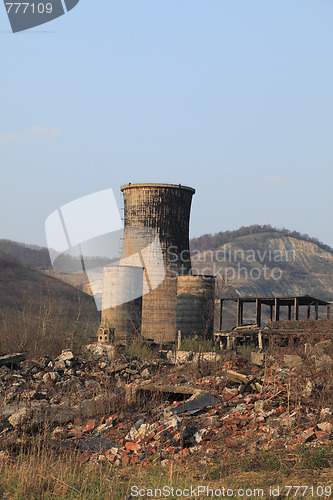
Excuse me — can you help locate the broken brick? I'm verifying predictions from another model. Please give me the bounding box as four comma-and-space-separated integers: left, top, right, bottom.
125, 441, 141, 453
81, 420, 95, 433
76, 451, 91, 464
122, 454, 130, 466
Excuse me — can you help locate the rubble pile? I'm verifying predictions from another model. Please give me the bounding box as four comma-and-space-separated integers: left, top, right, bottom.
0, 349, 166, 433
0, 341, 332, 467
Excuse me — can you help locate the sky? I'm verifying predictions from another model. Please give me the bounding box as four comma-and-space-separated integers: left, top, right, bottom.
1, 0, 332, 248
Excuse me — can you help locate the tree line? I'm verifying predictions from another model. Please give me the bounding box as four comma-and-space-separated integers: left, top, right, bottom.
0, 240, 52, 269
2, 224, 333, 270
190, 224, 333, 254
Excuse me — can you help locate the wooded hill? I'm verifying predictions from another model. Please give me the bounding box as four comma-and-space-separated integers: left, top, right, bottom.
190, 229, 333, 301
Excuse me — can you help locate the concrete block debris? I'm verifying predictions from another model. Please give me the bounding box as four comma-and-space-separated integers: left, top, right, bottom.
1, 339, 333, 467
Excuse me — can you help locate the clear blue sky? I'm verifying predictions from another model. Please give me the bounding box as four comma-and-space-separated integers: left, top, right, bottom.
1, 0, 332, 247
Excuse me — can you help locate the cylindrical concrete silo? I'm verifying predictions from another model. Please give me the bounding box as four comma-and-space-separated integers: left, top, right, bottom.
101, 265, 143, 340
176, 275, 216, 339
120, 183, 195, 343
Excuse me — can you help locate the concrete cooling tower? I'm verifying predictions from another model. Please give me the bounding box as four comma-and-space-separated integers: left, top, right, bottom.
101, 265, 143, 341
101, 182, 216, 344
176, 274, 216, 339
120, 183, 195, 343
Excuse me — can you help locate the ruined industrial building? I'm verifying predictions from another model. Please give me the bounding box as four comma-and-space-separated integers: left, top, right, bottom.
98, 183, 329, 348
1, 185, 333, 496
100, 183, 215, 344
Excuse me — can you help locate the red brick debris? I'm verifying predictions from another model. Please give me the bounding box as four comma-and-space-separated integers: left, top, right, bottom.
66, 360, 333, 466
1, 345, 332, 467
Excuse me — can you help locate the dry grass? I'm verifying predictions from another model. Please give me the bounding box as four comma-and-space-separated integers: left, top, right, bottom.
2, 320, 333, 498
1, 441, 333, 499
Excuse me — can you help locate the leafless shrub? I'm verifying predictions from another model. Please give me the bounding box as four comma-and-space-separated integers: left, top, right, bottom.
0, 294, 98, 357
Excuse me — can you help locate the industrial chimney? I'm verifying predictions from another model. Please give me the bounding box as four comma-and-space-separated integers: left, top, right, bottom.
120, 183, 195, 343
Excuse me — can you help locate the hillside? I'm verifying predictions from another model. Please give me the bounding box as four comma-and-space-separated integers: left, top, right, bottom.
45, 228, 333, 304
0, 252, 100, 355
190, 224, 333, 255
0, 240, 51, 269
0, 252, 95, 308
2, 226, 333, 305
0, 239, 109, 273
190, 231, 333, 301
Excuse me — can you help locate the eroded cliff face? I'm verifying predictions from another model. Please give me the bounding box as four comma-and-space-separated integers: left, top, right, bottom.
191, 233, 333, 300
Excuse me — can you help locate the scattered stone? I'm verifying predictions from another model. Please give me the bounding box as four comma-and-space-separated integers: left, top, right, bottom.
302, 380, 313, 397
194, 429, 208, 443
84, 344, 115, 361
43, 372, 61, 384
1, 342, 333, 468
320, 408, 332, 419
141, 368, 151, 378
54, 361, 66, 372
57, 350, 74, 363
317, 422, 332, 433
8, 407, 28, 428
250, 352, 265, 366
314, 354, 333, 371
64, 368, 76, 376
254, 400, 266, 412
283, 355, 303, 368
